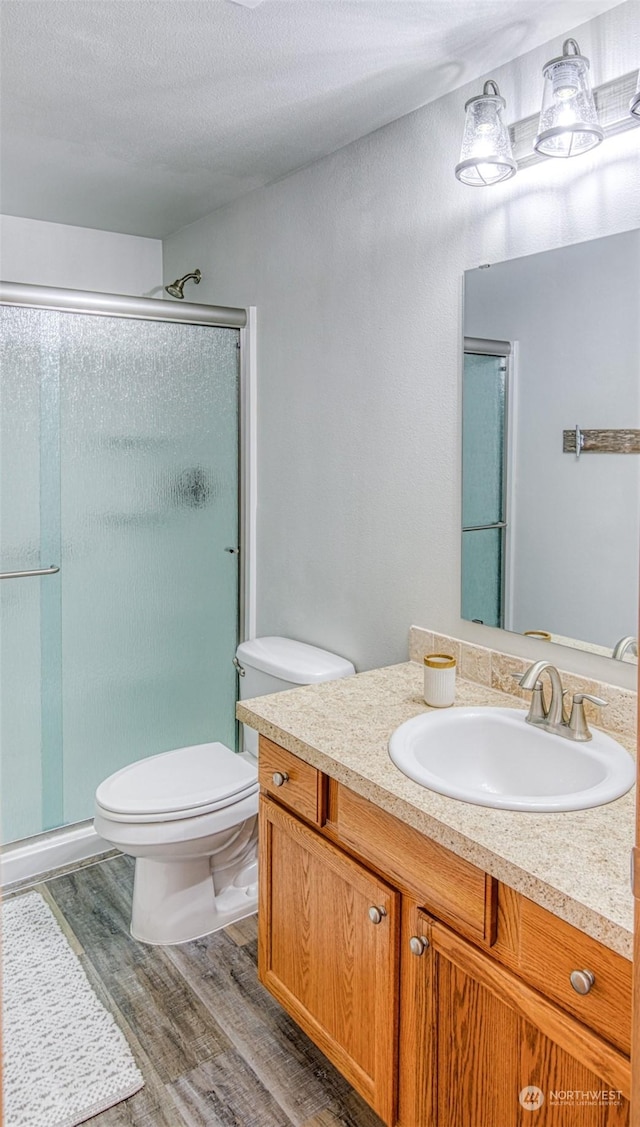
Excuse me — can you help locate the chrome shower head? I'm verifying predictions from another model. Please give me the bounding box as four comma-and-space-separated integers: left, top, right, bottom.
165, 269, 202, 300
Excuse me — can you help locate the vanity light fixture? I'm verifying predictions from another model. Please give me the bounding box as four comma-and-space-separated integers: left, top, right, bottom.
534, 39, 603, 158
454, 80, 517, 187
630, 70, 640, 118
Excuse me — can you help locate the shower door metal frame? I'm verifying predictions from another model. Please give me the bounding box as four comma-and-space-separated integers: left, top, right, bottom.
0, 281, 246, 328
0, 279, 253, 645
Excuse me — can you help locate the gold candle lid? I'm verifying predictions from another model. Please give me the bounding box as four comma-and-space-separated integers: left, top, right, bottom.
523, 630, 552, 641
424, 653, 456, 669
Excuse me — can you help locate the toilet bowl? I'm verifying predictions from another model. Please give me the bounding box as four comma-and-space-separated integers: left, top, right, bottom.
94, 741, 259, 944
94, 637, 355, 945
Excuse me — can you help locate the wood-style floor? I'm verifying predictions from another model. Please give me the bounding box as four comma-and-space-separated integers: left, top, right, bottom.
9, 855, 384, 1127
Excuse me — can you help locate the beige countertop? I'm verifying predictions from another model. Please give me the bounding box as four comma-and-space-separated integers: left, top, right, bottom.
238, 661, 636, 959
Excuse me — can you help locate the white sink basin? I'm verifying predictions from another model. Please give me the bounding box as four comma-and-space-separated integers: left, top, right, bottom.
388, 707, 635, 812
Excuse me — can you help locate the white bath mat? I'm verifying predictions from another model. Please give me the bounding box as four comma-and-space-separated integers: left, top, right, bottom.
2, 890, 144, 1127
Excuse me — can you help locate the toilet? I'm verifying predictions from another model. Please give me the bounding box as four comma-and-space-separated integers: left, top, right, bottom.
94, 637, 355, 945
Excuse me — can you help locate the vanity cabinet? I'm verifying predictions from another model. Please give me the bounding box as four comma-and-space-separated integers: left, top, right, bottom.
492, 886, 633, 1057
259, 797, 399, 1123
257, 737, 631, 1127
399, 900, 630, 1127
259, 736, 325, 825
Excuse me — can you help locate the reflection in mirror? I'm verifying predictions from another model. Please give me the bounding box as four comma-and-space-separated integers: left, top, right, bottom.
462, 230, 640, 662
462, 343, 509, 629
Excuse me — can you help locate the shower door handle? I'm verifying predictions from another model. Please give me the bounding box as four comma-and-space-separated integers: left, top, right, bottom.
0, 565, 60, 580
461, 522, 507, 532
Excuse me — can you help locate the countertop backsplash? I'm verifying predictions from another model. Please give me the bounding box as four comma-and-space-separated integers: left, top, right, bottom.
409, 627, 637, 745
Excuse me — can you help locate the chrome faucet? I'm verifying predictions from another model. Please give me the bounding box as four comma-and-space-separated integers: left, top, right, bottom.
517, 661, 606, 742
612, 636, 638, 661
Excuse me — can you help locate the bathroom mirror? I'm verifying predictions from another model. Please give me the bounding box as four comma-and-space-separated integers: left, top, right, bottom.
461, 229, 640, 661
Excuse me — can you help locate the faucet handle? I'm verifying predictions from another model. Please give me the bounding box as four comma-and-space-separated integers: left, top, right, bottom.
567, 693, 607, 741
573, 693, 607, 708
511, 672, 533, 687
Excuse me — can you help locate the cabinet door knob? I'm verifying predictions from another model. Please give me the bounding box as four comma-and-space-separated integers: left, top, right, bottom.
368, 905, 387, 925
569, 969, 595, 995
271, 771, 289, 787
409, 935, 429, 956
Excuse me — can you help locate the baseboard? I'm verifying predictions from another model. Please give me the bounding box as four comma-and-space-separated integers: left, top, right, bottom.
0, 821, 111, 888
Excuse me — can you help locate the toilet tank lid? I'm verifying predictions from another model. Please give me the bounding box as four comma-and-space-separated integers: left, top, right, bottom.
236, 637, 355, 684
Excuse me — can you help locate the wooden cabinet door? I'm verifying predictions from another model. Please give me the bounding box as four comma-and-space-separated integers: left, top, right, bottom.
398, 898, 436, 1127
259, 796, 399, 1125
399, 907, 630, 1127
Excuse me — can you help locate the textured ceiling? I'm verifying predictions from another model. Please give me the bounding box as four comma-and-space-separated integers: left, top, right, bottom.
0, 0, 624, 238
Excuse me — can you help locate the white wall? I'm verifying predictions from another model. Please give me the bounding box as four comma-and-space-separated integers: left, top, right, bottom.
164, 1, 640, 688
0, 215, 162, 296
465, 230, 640, 649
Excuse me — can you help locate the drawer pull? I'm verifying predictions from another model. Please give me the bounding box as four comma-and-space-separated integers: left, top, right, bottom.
569, 969, 595, 995
272, 771, 289, 787
368, 905, 387, 925
409, 935, 429, 956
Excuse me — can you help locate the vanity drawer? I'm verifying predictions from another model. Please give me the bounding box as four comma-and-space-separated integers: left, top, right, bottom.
517, 898, 632, 1055
325, 780, 496, 945
258, 737, 323, 826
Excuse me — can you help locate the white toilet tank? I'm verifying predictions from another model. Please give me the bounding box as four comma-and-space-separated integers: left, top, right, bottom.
235, 636, 355, 758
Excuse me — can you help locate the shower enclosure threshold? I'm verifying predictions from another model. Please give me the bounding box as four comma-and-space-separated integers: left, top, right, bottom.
0, 821, 111, 889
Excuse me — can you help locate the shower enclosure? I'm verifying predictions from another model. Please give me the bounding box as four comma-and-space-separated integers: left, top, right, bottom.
0, 284, 247, 848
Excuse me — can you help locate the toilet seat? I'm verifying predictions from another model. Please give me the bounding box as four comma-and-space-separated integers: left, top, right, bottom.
95, 741, 258, 824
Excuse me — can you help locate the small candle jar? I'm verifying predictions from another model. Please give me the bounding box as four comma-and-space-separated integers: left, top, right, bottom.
424, 653, 456, 707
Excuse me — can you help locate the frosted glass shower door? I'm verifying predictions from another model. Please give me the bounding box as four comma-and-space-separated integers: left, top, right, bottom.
60, 316, 240, 824
0, 307, 62, 842
1, 304, 240, 841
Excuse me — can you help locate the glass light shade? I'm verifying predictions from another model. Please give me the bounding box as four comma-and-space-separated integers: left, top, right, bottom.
534, 39, 603, 157
455, 81, 516, 187
631, 70, 640, 118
